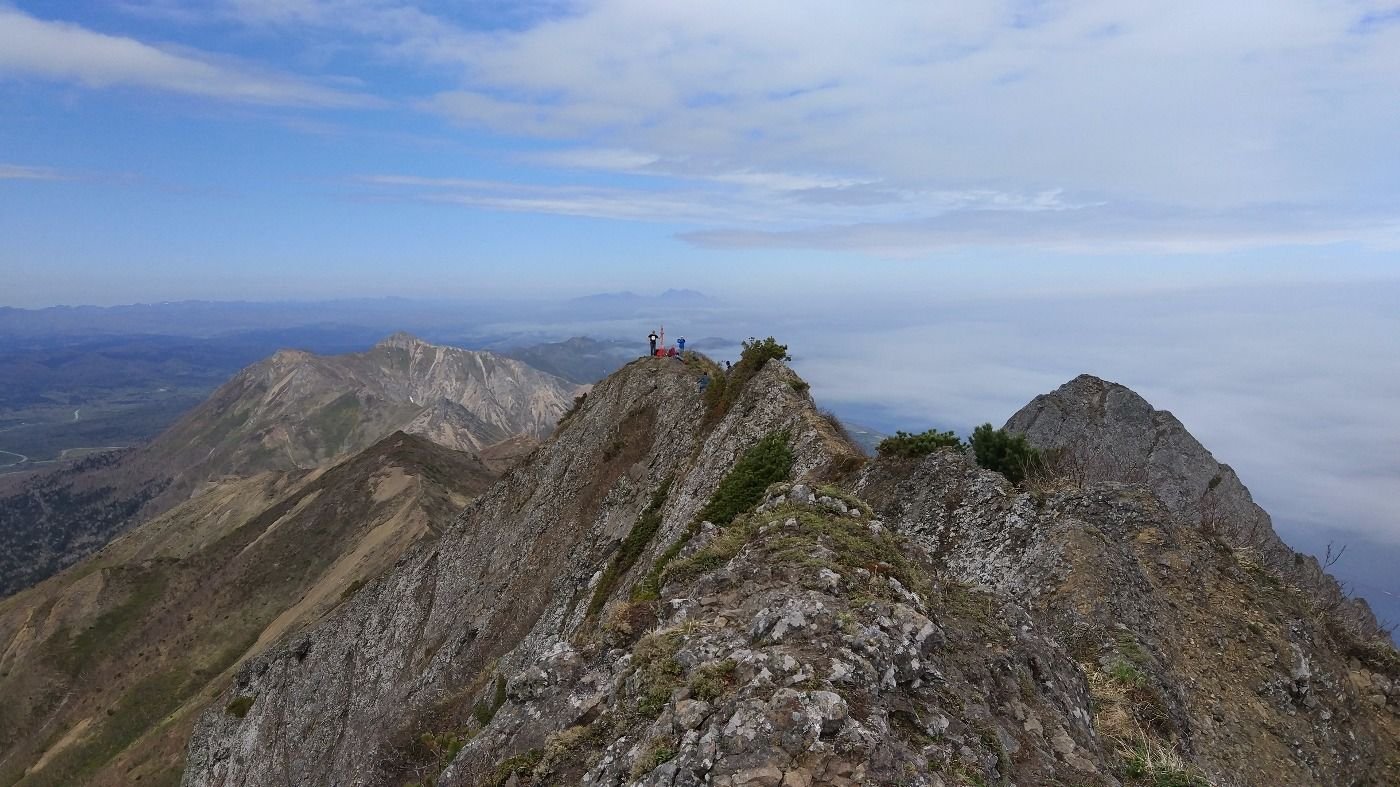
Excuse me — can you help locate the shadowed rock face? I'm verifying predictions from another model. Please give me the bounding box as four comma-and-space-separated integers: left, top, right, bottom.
1005, 373, 1381, 637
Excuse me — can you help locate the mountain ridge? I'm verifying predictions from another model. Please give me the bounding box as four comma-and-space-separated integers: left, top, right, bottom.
180, 356, 1399, 786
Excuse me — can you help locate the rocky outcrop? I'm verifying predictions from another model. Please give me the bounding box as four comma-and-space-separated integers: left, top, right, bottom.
858, 449, 1400, 786
436, 484, 1106, 787
1005, 374, 1382, 637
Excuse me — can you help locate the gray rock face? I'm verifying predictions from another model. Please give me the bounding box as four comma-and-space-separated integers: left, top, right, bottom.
438, 486, 1103, 787
857, 448, 1400, 786
1005, 373, 1380, 636
181, 357, 852, 787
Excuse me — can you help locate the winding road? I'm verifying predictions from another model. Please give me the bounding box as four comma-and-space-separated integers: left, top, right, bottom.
0, 448, 28, 467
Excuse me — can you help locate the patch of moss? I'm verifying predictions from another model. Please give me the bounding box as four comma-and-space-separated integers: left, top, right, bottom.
632, 629, 684, 718
631, 740, 678, 779
490, 748, 544, 787
225, 695, 255, 718
472, 673, 508, 726
1116, 632, 1151, 666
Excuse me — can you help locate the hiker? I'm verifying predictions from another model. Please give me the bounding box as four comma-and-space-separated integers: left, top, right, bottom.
648, 331, 659, 356
699, 372, 710, 393
724, 360, 732, 374
667, 346, 678, 358
677, 336, 686, 352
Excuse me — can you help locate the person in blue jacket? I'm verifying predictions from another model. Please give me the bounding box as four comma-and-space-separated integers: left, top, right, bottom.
698, 372, 710, 393
677, 336, 687, 352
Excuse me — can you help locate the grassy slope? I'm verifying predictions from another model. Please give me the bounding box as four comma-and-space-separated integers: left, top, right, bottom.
0, 433, 496, 787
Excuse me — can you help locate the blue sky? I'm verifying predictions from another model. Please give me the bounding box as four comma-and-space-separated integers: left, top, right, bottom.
3, 1, 1400, 305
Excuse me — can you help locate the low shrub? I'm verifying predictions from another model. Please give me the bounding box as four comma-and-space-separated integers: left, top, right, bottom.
635, 432, 793, 600
876, 428, 963, 458
490, 748, 544, 787
697, 432, 794, 527
970, 423, 1042, 485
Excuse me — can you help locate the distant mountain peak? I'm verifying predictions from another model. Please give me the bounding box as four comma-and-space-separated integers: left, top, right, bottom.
566, 289, 718, 306
374, 331, 431, 350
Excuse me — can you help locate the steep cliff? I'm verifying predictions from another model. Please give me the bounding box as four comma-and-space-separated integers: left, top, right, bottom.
858, 450, 1400, 786
182, 354, 853, 785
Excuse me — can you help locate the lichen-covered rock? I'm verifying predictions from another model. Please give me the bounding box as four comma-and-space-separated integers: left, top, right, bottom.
429, 489, 1105, 787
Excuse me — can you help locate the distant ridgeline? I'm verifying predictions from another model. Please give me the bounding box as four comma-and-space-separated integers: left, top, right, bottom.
0, 333, 582, 598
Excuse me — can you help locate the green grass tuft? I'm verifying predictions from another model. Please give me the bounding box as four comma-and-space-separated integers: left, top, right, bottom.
634, 432, 793, 599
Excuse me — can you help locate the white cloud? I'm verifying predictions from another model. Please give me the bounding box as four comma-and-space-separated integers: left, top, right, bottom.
70, 2, 1400, 252
680, 205, 1400, 255
0, 5, 373, 107
404, 1, 1400, 251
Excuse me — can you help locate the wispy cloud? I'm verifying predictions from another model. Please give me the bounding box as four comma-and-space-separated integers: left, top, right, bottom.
0, 6, 375, 107
17, 2, 1400, 255
680, 205, 1400, 255
0, 163, 70, 181
352, 170, 1081, 229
